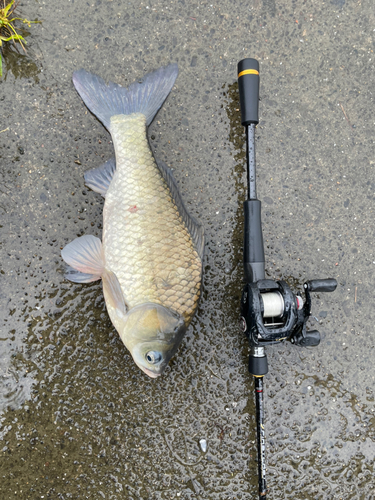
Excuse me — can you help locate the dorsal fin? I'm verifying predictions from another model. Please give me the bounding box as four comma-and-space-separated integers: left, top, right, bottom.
84, 158, 116, 197
156, 159, 204, 260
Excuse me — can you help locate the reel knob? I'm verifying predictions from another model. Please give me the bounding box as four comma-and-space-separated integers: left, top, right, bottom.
291, 329, 320, 347
305, 279, 337, 293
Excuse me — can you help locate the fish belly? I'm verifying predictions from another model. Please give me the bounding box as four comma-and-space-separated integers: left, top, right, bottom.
103, 113, 201, 323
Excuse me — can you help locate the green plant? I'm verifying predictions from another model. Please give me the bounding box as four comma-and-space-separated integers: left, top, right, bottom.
0, 0, 38, 77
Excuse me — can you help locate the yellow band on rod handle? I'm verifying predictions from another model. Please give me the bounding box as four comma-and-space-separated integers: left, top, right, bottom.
238, 69, 259, 78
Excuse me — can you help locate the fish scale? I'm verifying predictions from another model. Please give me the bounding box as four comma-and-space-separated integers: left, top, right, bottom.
103, 113, 201, 321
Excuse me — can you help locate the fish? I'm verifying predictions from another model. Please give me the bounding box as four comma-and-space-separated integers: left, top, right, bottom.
61, 63, 204, 378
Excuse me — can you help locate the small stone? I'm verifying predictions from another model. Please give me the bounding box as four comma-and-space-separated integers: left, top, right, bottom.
199, 438, 207, 453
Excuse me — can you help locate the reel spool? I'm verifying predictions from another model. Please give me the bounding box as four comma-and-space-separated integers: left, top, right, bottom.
260, 292, 285, 319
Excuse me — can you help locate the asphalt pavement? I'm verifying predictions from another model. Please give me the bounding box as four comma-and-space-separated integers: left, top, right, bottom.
0, 0, 374, 498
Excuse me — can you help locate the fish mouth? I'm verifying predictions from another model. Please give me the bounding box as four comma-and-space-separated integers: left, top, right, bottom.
136, 363, 162, 379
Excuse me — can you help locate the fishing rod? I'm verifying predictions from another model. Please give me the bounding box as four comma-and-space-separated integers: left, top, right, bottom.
237, 59, 337, 499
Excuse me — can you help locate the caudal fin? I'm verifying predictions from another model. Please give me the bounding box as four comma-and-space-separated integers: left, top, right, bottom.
72, 64, 178, 130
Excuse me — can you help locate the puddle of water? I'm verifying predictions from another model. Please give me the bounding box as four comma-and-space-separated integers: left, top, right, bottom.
1, 43, 41, 82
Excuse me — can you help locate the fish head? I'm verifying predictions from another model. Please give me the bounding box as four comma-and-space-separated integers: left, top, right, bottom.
121, 303, 187, 378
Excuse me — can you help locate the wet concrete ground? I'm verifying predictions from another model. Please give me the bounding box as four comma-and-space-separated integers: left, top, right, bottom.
0, 0, 374, 498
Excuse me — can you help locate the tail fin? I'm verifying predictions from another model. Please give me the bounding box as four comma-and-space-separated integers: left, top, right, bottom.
72, 64, 178, 130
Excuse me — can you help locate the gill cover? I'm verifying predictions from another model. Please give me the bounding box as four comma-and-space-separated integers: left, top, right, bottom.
120, 303, 186, 378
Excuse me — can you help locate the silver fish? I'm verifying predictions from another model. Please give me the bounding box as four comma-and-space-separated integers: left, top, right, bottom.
61, 64, 204, 378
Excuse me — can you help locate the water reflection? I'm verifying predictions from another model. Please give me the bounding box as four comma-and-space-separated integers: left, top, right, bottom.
1, 43, 40, 81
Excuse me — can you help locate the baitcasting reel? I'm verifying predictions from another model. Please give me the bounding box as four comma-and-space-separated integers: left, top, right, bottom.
240, 277, 337, 376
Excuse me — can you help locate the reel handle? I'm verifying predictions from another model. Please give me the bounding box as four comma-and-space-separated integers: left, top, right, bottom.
291, 278, 337, 347
238, 59, 260, 126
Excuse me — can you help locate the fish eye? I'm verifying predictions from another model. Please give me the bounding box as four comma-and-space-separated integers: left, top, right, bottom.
145, 351, 162, 364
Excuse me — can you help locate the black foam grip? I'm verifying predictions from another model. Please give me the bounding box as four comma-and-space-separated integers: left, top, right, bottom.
243, 200, 265, 267
238, 58, 260, 125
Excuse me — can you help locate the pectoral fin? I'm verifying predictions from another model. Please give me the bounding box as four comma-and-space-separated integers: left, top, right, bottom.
102, 269, 128, 317
61, 235, 104, 282
102, 270, 128, 333
61, 235, 128, 333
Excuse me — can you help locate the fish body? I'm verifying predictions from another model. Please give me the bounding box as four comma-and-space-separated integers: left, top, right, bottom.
105, 113, 201, 320
62, 65, 204, 378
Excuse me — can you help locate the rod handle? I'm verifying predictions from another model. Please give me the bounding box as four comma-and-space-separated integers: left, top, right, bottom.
243, 200, 265, 282
238, 58, 260, 125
